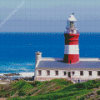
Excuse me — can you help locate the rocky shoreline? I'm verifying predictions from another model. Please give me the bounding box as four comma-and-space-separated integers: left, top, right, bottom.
0, 72, 35, 83
4, 73, 20, 76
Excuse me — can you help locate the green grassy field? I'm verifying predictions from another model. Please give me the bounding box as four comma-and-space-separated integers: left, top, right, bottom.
0, 79, 100, 100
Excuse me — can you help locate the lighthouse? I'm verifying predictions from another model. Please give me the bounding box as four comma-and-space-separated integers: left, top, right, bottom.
64, 14, 80, 64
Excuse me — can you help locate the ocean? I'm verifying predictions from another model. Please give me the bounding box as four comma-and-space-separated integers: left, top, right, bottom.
0, 32, 100, 74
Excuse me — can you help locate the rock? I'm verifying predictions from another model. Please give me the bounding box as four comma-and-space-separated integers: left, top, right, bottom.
4, 73, 20, 76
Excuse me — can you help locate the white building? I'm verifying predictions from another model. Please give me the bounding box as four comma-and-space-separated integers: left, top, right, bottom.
34, 14, 100, 82
35, 52, 100, 82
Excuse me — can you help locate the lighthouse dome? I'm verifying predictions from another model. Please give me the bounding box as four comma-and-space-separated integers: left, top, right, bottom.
68, 15, 76, 21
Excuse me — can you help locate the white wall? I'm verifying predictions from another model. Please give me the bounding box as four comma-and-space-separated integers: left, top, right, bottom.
35, 69, 68, 78
35, 69, 100, 81
70, 70, 100, 80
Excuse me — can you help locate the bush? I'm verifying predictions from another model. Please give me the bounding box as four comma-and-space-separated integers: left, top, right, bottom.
78, 96, 85, 100
97, 90, 100, 95
75, 83, 86, 89
18, 89, 26, 96
7, 97, 22, 100
17, 83, 33, 96
22, 84, 33, 90
74, 80, 100, 89
10, 90, 15, 96
51, 79, 72, 86
12, 80, 27, 89
28, 81, 41, 87
85, 80, 100, 89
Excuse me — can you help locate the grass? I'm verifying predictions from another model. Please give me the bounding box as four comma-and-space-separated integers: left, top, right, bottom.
0, 78, 100, 100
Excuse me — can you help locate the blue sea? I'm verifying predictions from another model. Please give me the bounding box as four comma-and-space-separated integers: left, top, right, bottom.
0, 32, 100, 74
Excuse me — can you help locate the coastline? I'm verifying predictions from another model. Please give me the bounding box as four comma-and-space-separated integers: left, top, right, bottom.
0, 72, 35, 81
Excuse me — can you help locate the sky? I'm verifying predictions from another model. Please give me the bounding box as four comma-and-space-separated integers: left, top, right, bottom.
0, 0, 100, 32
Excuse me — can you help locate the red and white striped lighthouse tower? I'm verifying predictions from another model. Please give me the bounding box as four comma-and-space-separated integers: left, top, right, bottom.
64, 14, 80, 64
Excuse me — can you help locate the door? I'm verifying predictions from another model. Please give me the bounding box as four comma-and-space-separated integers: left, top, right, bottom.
68, 72, 71, 78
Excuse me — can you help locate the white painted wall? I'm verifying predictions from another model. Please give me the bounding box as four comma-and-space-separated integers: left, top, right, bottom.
71, 70, 100, 80
35, 69, 100, 81
35, 69, 68, 78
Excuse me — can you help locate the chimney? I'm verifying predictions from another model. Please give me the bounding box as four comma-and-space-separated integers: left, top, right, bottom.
35, 51, 42, 64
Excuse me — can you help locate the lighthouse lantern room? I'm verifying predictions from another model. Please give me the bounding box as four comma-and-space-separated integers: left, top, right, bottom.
66, 13, 77, 34
64, 14, 80, 64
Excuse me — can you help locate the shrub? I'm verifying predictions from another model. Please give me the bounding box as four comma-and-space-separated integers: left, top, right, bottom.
17, 83, 33, 96
51, 79, 72, 86
12, 80, 27, 89
21, 84, 33, 90
7, 97, 22, 100
28, 81, 41, 87
18, 89, 26, 96
97, 90, 100, 95
74, 80, 100, 89
74, 83, 86, 89
10, 90, 15, 96
78, 96, 85, 100
85, 80, 100, 89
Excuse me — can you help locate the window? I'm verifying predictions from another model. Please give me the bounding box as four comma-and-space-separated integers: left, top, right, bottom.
98, 71, 100, 76
72, 71, 75, 75
64, 71, 66, 76
89, 71, 92, 76
47, 70, 50, 76
80, 71, 83, 76
70, 22, 74, 28
38, 70, 41, 76
55, 71, 58, 75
